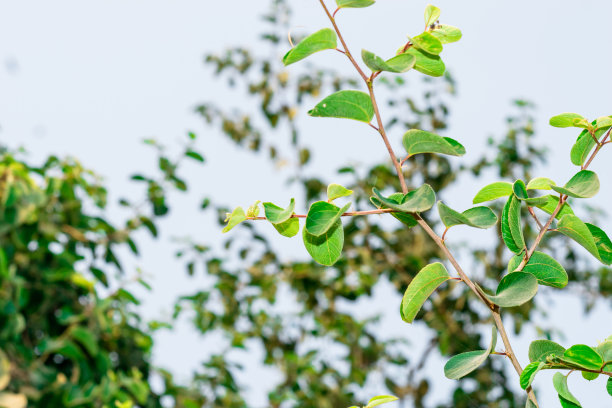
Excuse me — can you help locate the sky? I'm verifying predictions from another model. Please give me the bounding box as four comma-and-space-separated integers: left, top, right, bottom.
1, 0, 611, 406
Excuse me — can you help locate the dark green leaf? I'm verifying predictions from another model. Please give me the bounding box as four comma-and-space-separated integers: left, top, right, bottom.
303, 219, 344, 266
473, 182, 512, 204
410, 32, 443, 55
402, 129, 465, 157
570, 124, 607, 166
283, 28, 337, 66
553, 372, 582, 407
444, 327, 497, 379
501, 196, 524, 253
400, 263, 450, 323
70, 327, 98, 356
437, 201, 497, 229
483, 272, 538, 307
512, 180, 549, 206
551, 170, 600, 198
185, 150, 205, 163
520, 361, 544, 389
372, 185, 436, 213
586, 223, 612, 265
508, 251, 568, 288
607, 377, 612, 397
308, 90, 374, 123
529, 339, 566, 363
305, 201, 351, 236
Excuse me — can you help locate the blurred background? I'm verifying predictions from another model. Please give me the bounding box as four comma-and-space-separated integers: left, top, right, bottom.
0, 0, 611, 407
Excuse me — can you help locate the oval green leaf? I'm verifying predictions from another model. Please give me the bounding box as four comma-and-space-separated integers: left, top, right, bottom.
424, 4, 440, 27
513, 180, 549, 206
361, 49, 416, 73
553, 372, 582, 407
282, 28, 338, 66
370, 193, 418, 228
520, 361, 545, 390
308, 90, 374, 123
549, 113, 588, 128
336, 0, 375, 8
557, 215, 602, 263
534, 195, 574, 220
587, 223, 612, 265
372, 185, 436, 213
529, 339, 566, 363
484, 272, 538, 307
526, 177, 555, 190
402, 129, 465, 157
222, 207, 247, 233
410, 32, 443, 55
551, 170, 600, 199
571, 123, 606, 166
305, 201, 351, 236
444, 327, 497, 379
431, 24, 462, 44
473, 182, 512, 204
366, 395, 398, 408
400, 262, 450, 323
437, 201, 497, 229
303, 218, 344, 266
398, 47, 445, 77
562, 344, 603, 370
508, 251, 568, 288
263, 199, 295, 224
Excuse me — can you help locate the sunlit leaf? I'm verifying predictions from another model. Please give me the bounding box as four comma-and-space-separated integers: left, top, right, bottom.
370, 193, 418, 227
305, 201, 351, 236
526, 177, 555, 190
561, 345, 603, 370
473, 182, 512, 204
551, 170, 600, 198
366, 395, 398, 408
398, 47, 445, 77
402, 129, 465, 157
430, 24, 462, 44
308, 90, 374, 123
327, 183, 353, 201
549, 113, 588, 128
557, 215, 603, 263
400, 263, 450, 323
520, 361, 545, 389
336, 0, 375, 8
424, 4, 440, 27
512, 180, 549, 206
222, 207, 246, 233
303, 219, 344, 266
263, 199, 295, 224
534, 195, 574, 219
283, 28, 337, 66
410, 32, 443, 55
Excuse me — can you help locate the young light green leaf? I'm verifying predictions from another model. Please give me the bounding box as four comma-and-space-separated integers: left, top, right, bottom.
526, 177, 555, 190
557, 215, 602, 263
587, 223, 612, 265
501, 196, 522, 254
520, 361, 545, 390
246, 200, 261, 218
303, 219, 344, 266
549, 113, 588, 128
366, 395, 398, 408
562, 345, 603, 370
336, 0, 375, 8
372, 185, 436, 213
596, 340, 612, 370
410, 32, 443, 55
551, 170, 600, 198
424, 4, 440, 27
534, 195, 574, 219
529, 339, 566, 363
272, 218, 299, 238
483, 272, 538, 307
327, 183, 353, 202
398, 47, 445, 77
305, 201, 351, 236
507, 251, 568, 288
400, 263, 450, 323
581, 371, 599, 381
473, 182, 512, 204
553, 372, 582, 407
263, 199, 296, 224
370, 194, 418, 228
308, 90, 374, 123
595, 115, 612, 130
430, 24, 462, 44
361, 49, 416, 73
402, 129, 465, 157
282, 28, 337, 66
437, 201, 497, 229
222, 207, 247, 233
444, 327, 497, 379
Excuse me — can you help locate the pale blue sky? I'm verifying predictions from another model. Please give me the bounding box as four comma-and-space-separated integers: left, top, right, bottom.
1, 1, 611, 406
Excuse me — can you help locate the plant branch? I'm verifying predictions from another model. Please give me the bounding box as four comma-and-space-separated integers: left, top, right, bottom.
246, 208, 396, 220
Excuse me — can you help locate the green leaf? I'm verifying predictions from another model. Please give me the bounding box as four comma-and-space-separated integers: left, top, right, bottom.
327, 183, 353, 201
549, 113, 588, 128
581, 371, 599, 381
501, 195, 525, 253
607, 377, 612, 397
308, 90, 374, 123
534, 195, 574, 219
372, 185, 436, 213
587, 223, 612, 265
70, 326, 98, 356
282, 28, 337, 66
370, 193, 418, 228
399, 47, 445, 77
595, 115, 612, 130
557, 215, 602, 263
365, 395, 398, 408
483, 272, 538, 307
507, 251, 568, 288
430, 24, 462, 44
400, 263, 450, 323
528, 339, 566, 363
410, 32, 443, 55
444, 327, 497, 379
559, 397, 581, 408
361, 50, 416, 73
424, 4, 440, 27
473, 182, 512, 204
561, 345, 603, 370
263, 199, 295, 224
305, 201, 351, 236
526, 177, 555, 190
303, 219, 344, 266
551, 170, 600, 198
185, 150, 205, 162
553, 372, 582, 407
520, 361, 545, 389
402, 129, 465, 157
595, 340, 612, 371
512, 180, 549, 206
336, 0, 375, 8
570, 124, 607, 166
437, 201, 497, 229
222, 207, 247, 233
246, 200, 261, 218
273, 218, 300, 238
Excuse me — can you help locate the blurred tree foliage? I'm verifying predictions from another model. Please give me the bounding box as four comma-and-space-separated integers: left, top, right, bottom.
0, 1, 609, 408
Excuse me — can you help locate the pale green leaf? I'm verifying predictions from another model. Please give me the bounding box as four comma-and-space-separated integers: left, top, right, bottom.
327, 183, 353, 201
557, 215, 602, 263
483, 272, 538, 307
372, 185, 436, 213
398, 47, 445, 77
283, 28, 337, 66
526, 177, 555, 190
473, 182, 512, 204
534, 195, 574, 219
570, 123, 607, 166
410, 32, 443, 55
308, 90, 374, 123
370, 193, 418, 227
400, 263, 450, 323
508, 251, 568, 288
549, 113, 588, 128
551, 170, 600, 198
402, 129, 465, 157
553, 372, 582, 407
222, 207, 247, 233
594, 115, 612, 130
437, 201, 497, 229
361, 49, 416, 73
336, 0, 375, 8
273, 218, 300, 238
263, 199, 295, 224
303, 219, 344, 266
366, 395, 398, 408
246, 200, 261, 218
444, 327, 497, 379
424, 4, 440, 27
305, 201, 351, 236
430, 24, 462, 44
529, 339, 566, 363
520, 361, 545, 389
